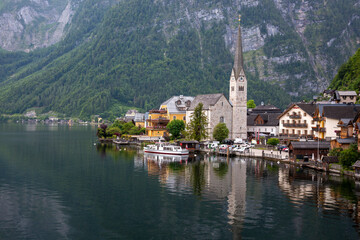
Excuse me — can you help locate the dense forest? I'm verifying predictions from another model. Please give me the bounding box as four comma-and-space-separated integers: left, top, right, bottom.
329, 48, 360, 91
0, 0, 359, 119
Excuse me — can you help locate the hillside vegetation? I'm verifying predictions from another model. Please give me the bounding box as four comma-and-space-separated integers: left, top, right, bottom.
329, 48, 360, 91
0, 0, 359, 119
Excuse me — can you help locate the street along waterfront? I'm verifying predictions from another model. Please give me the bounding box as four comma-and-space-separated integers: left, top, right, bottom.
0, 123, 359, 239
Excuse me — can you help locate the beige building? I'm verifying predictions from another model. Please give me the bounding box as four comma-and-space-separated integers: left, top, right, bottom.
333, 91, 358, 104
186, 94, 232, 140
313, 104, 360, 140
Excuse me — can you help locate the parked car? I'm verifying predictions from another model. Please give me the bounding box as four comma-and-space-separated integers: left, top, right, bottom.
277, 145, 287, 151
234, 138, 243, 144
233, 147, 249, 153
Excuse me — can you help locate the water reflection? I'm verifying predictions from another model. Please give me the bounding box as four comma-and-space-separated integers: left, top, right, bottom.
0, 185, 69, 239
98, 145, 360, 237
278, 165, 360, 232
141, 153, 247, 235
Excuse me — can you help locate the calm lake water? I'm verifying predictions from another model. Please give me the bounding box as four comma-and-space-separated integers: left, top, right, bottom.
0, 123, 359, 239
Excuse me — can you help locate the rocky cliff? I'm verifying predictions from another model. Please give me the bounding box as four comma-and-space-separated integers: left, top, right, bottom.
0, 0, 359, 117
0, 0, 78, 52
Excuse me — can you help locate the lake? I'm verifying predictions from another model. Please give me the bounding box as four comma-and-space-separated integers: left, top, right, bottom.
0, 123, 359, 239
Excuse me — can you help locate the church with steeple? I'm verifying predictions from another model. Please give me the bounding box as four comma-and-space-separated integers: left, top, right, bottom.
229, 16, 247, 139
186, 17, 247, 140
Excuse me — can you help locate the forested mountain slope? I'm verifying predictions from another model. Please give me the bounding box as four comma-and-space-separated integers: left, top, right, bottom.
329, 47, 360, 91
0, 0, 359, 119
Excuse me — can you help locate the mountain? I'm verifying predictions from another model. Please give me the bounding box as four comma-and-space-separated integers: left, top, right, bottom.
0, 0, 359, 119
329, 47, 360, 90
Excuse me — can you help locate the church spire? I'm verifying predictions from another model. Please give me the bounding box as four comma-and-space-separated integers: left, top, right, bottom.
233, 15, 244, 79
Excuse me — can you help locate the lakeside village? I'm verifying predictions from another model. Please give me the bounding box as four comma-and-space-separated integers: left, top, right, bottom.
10, 21, 360, 179
96, 23, 360, 180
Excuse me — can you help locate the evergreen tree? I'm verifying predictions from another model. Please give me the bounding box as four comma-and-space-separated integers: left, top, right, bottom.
213, 123, 229, 142
187, 103, 208, 141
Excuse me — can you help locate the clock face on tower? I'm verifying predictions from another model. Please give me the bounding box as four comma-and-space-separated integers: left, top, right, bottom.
240, 77, 244, 81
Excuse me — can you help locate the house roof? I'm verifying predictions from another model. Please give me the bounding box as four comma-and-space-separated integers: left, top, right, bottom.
161, 95, 195, 113
289, 141, 330, 149
134, 113, 145, 122
321, 105, 360, 119
249, 104, 282, 114
278, 102, 317, 119
337, 91, 357, 96
353, 160, 360, 168
188, 93, 225, 111
336, 138, 356, 144
247, 113, 281, 126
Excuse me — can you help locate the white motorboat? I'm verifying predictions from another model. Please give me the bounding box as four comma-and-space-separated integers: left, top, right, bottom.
144, 143, 189, 155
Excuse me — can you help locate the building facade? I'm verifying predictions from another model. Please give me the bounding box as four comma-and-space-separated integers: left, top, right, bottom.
186, 94, 232, 140
160, 95, 194, 122
278, 103, 317, 144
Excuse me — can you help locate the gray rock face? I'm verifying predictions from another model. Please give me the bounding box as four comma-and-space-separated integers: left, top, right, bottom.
0, 0, 75, 51
1, 0, 359, 98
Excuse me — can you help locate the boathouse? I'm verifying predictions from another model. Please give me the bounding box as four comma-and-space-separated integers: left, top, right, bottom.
288, 141, 330, 162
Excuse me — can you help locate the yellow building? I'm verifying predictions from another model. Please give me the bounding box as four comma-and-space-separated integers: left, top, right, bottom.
146, 109, 169, 137
146, 95, 194, 137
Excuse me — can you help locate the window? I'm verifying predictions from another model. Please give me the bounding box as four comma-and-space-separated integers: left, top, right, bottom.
350, 96, 354, 100
304, 120, 307, 123
265, 128, 267, 132
282, 120, 284, 124
173, 116, 176, 120
231, 86, 234, 91
183, 116, 186, 121
287, 120, 290, 123
221, 102, 223, 106
220, 116, 224, 123
239, 86, 244, 91
311, 120, 314, 124
304, 112, 307, 116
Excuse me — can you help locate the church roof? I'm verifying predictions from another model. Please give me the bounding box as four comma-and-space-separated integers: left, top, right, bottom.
188, 94, 224, 111
233, 25, 244, 79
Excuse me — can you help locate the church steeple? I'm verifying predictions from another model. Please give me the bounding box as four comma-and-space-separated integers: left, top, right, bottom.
229, 14, 247, 140
233, 15, 244, 79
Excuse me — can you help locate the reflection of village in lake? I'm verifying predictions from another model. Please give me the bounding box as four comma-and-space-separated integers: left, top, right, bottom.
97, 145, 360, 235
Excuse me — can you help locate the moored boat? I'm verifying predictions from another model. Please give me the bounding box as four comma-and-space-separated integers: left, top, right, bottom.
144, 142, 189, 155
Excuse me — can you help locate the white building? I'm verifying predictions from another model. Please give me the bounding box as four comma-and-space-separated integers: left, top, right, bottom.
278, 103, 317, 143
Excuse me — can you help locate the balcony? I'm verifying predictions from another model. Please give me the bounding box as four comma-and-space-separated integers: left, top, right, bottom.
289, 114, 301, 119
279, 134, 314, 140
146, 117, 170, 123
149, 109, 167, 114
283, 123, 308, 128
146, 126, 167, 130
